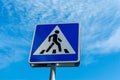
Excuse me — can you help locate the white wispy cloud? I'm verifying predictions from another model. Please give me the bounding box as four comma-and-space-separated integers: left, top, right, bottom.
0, 24, 31, 69
87, 27, 120, 54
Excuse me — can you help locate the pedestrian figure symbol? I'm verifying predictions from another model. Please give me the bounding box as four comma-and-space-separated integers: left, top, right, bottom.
33, 26, 75, 55
46, 30, 62, 52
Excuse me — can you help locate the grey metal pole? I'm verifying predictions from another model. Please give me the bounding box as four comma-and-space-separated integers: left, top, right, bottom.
50, 64, 56, 80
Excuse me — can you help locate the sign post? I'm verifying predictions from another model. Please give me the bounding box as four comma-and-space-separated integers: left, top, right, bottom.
50, 64, 56, 80
28, 23, 80, 80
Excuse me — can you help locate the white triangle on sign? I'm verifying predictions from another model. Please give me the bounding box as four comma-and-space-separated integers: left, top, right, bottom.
33, 26, 75, 55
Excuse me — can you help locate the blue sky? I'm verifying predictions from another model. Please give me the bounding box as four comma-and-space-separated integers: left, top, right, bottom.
0, 0, 120, 80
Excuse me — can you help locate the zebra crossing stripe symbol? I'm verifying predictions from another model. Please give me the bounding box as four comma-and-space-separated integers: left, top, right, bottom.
33, 26, 75, 55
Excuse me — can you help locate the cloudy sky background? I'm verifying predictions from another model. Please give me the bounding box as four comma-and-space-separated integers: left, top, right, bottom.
0, 0, 120, 80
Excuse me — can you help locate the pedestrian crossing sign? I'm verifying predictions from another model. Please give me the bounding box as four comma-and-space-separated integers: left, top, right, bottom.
28, 23, 80, 67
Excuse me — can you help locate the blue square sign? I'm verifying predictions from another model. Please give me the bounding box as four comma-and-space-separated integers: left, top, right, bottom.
28, 23, 80, 67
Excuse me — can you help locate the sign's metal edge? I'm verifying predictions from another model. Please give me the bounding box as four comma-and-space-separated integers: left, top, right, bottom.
28, 23, 37, 64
